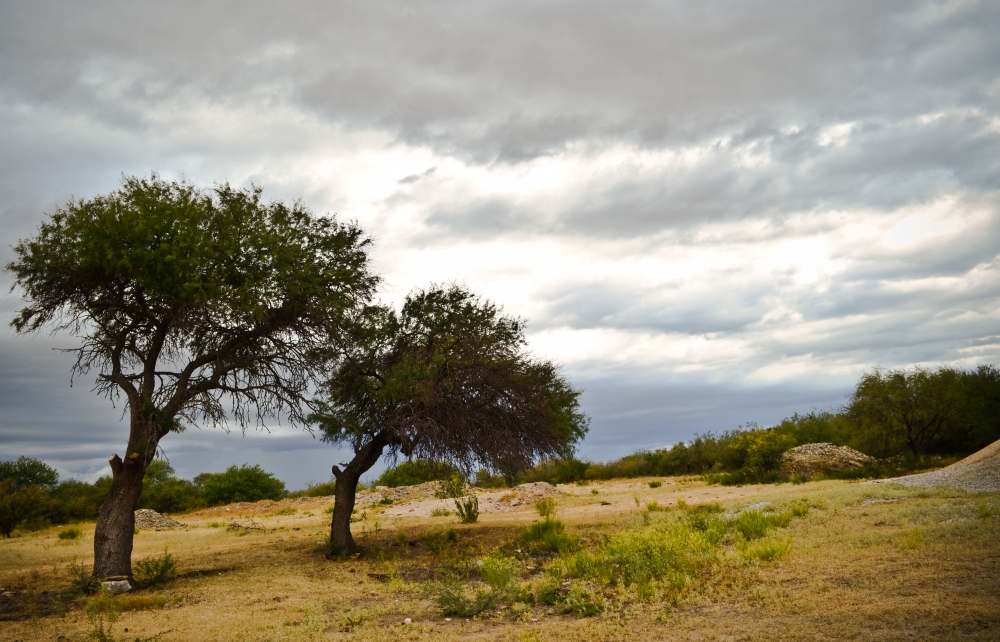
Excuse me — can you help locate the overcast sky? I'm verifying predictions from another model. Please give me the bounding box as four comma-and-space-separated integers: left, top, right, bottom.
1, 1, 998, 489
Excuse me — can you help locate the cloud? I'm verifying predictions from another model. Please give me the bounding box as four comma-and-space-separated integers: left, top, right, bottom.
0, 0, 998, 484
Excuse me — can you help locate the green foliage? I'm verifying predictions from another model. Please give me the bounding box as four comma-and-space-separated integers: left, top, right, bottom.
436, 476, 467, 499
847, 365, 995, 458
0, 456, 59, 488
731, 510, 792, 541
739, 537, 792, 561
133, 548, 177, 586
376, 460, 462, 488
431, 507, 452, 517
0, 479, 49, 537
648, 480, 662, 488
68, 558, 101, 596
137, 460, 203, 514
288, 479, 337, 498
522, 517, 577, 553
199, 464, 287, 506
473, 469, 509, 488
59, 527, 83, 540
534, 497, 556, 518
454, 495, 480, 524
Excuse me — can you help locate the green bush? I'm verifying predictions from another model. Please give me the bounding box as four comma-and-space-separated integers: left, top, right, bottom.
58, 527, 83, 540
199, 464, 287, 506
455, 495, 479, 523
731, 510, 792, 541
648, 480, 662, 488
288, 479, 337, 498
436, 476, 467, 499
534, 497, 556, 518
137, 460, 204, 514
376, 460, 461, 488
522, 517, 577, 553
134, 548, 177, 586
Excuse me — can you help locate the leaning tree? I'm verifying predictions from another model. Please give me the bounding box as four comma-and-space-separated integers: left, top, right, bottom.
311, 285, 589, 554
6, 175, 377, 581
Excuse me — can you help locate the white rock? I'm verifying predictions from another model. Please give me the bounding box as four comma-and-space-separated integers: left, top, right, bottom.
101, 580, 132, 594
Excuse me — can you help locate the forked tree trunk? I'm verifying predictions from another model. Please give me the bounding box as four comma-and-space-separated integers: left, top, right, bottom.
328, 433, 388, 557
92, 450, 151, 583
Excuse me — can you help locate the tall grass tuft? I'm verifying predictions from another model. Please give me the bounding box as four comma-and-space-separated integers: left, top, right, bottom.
58, 527, 83, 540
534, 497, 556, 518
522, 517, 578, 553
454, 495, 479, 523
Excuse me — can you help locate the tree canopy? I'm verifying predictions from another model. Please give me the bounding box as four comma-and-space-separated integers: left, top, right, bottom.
5, 174, 378, 579
311, 284, 588, 552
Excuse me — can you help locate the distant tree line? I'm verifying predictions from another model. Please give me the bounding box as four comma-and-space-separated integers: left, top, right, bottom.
0, 459, 290, 537
3, 363, 996, 537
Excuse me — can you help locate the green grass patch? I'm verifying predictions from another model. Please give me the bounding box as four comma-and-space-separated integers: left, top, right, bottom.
58, 527, 83, 540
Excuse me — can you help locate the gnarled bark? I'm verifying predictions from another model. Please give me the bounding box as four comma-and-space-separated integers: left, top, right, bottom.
328, 432, 388, 556
92, 451, 151, 583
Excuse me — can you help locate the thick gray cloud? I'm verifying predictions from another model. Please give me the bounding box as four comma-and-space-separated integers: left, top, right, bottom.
1, 0, 998, 487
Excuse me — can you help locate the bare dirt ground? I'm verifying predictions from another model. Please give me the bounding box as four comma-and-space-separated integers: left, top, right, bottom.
2, 476, 998, 641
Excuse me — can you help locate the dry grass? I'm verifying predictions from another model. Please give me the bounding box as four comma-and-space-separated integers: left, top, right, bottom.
1, 478, 998, 640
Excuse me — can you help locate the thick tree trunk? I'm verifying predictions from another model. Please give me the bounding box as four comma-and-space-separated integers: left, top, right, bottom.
92, 451, 150, 583
328, 433, 388, 557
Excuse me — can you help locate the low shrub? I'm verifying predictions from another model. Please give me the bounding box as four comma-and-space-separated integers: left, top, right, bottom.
68, 558, 101, 596
437, 476, 467, 499
455, 496, 479, 524
133, 548, 176, 586
648, 481, 662, 489
534, 498, 556, 518
206, 520, 225, 528
522, 518, 578, 553
58, 527, 83, 540
731, 510, 791, 541
740, 537, 792, 561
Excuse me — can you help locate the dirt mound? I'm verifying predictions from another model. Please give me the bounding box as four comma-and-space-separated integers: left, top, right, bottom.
872, 438, 1000, 492
134, 509, 185, 529
782, 443, 874, 476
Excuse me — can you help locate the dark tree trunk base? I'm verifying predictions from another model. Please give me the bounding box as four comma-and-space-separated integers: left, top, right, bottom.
92, 454, 146, 584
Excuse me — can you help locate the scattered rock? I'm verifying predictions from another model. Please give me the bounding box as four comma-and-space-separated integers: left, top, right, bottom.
100, 579, 132, 594
782, 443, 874, 476
134, 509, 184, 529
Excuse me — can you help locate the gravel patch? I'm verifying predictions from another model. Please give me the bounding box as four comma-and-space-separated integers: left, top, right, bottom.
870, 439, 1000, 492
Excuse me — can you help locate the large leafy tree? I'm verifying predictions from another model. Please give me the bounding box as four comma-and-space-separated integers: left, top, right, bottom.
846, 366, 970, 458
6, 175, 377, 581
311, 285, 588, 554
0, 457, 59, 537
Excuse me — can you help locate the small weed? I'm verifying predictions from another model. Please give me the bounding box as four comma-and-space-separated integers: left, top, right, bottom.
648, 480, 662, 489
975, 503, 995, 519
791, 502, 810, 518
591, 489, 599, 495
339, 608, 369, 632
900, 528, 923, 550
535, 497, 557, 518
431, 507, 452, 517
564, 584, 603, 617
206, 521, 225, 528
740, 537, 792, 561
133, 548, 176, 586
455, 496, 480, 523
395, 530, 409, 548
68, 558, 101, 596
59, 527, 83, 541
645, 501, 668, 512
633, 494, 641, 507
323, 505, 335, 515
274, 507, 297, 516
379, 497, 394, 505
676, 498, 687, 510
